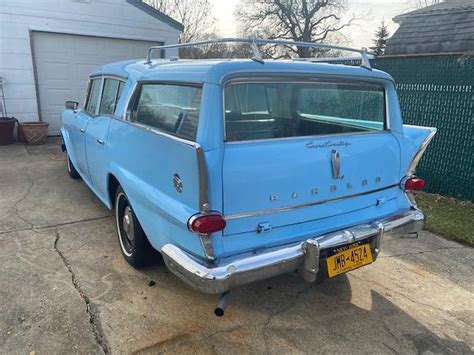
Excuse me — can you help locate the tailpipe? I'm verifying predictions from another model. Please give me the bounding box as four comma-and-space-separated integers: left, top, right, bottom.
214, 291, 230, 317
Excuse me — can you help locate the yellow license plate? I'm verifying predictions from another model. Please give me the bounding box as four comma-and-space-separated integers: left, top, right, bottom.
326, 243, 373, 278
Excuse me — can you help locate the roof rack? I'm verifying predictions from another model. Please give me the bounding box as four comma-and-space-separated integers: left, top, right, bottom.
144, 37, 374, 69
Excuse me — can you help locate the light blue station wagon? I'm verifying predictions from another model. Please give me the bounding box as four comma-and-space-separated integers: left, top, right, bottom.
61, 39, 436, 315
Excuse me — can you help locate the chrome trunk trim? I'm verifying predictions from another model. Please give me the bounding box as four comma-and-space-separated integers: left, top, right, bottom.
224, 184, 399, 220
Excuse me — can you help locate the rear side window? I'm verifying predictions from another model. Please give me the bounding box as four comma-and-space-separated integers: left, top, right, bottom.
85, 78, 102, 114
130, 83, 202, 141
224, 81, 385, 142
99, 78, 125, 115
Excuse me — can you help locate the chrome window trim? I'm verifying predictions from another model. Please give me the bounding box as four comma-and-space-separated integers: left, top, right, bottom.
222, 76, 390, 143
84, 78, 100, 115
123, 119, 200, 147
97, 76, 127, 117
83, 79, 92, 111
95, 77, 105, 116
108, 115, 209, 212
224, 128, 387, 145
224, 183, 399, 220
119, 80, 210, 207
123, 81, 203, 145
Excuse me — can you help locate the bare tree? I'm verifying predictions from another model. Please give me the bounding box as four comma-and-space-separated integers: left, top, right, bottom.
144, 0, 217, 44
235, 0, 358, 58
145, 0, 254, 59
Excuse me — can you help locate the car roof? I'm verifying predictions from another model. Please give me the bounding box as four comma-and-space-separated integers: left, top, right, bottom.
91, 58, 395, 84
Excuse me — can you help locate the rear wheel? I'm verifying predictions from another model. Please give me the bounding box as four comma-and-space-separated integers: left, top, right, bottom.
66, 153, 80, 179
114, 186, 155, 268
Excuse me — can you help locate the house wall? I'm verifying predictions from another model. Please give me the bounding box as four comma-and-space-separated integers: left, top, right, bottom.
0, 0, 180, 122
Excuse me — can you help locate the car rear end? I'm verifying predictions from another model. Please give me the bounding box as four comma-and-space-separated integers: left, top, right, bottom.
161, 62, 435, 294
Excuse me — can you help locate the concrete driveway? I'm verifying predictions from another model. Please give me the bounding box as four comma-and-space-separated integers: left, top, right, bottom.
0, 139, 473, 354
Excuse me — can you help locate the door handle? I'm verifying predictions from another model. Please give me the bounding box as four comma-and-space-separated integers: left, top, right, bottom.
79, 128, 85, 133
96, 139, 104, 145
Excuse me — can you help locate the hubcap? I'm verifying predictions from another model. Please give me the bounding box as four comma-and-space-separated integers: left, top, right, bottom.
116, 192, 135, 257
122, 206, 135, 241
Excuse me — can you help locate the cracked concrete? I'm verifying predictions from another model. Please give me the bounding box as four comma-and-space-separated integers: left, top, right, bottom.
0, 139, 473, 354
53, 229, 110, 354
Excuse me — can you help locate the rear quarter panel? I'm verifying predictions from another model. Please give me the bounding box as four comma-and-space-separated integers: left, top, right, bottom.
106, 118, 205, 257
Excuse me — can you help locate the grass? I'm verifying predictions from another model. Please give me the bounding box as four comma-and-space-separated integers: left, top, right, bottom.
415, 192, 474, 246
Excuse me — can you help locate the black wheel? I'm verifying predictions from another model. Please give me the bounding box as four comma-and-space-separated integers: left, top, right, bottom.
66, 153, 80, 179
114, 186, 155, 268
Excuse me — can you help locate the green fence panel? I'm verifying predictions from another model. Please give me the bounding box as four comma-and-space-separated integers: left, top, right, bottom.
373, 55, 473, 200
338, 55, 473, 200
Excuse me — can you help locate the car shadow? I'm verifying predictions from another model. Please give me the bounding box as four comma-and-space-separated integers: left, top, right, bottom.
134, 270, 472, 354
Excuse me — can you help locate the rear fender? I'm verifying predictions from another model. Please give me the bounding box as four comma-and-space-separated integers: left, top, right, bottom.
106, 162, 203, 255
398, 125, 437, 176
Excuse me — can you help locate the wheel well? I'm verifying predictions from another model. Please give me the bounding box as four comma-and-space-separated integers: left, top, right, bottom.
108, 175, 120, 208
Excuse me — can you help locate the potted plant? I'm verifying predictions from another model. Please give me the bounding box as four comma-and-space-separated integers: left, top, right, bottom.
21, 121, 49, 145
0, 116, 16, 145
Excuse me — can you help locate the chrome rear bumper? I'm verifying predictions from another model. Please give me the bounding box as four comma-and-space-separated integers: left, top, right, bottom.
161, 209, 424, 294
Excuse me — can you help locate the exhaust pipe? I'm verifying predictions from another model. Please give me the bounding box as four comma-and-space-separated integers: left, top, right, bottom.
214, 291, 230, 317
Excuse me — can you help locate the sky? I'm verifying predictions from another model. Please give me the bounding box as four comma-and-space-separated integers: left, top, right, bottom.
209, 0, 410, 49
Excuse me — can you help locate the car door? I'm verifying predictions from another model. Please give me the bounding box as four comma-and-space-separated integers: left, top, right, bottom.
85, 77, 126, 198
71, 77, 102, 178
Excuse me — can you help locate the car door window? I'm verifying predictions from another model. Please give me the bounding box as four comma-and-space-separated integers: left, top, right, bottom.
131, 83, 202, 141
115, 81, 125, 114
85, 78, 102, 115
99, 79, 125, 115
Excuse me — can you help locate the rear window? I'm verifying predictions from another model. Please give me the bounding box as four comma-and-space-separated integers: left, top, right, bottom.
130, 83, 202, 141
224, 81, 385, 142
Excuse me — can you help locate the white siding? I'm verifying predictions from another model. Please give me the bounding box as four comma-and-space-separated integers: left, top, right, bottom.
0, 0, 180, 125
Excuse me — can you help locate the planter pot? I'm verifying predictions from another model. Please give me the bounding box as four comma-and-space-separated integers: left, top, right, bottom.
21, 122, 49, 145
17, 124, 26, 143
0, 117, 16, 145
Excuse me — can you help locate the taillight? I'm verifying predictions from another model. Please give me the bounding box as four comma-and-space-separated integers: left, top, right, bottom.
404, 177, 425, 191
189, 213, 226, 234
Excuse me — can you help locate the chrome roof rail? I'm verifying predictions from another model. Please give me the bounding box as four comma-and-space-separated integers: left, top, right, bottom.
144, 38, 374, 70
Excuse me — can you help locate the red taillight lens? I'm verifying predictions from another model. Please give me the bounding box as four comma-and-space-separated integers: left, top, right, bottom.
405, 177, 425, 191
189, 214, 226, 234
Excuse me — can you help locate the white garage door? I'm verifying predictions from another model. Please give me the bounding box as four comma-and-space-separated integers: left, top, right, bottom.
32, 31, 162, 135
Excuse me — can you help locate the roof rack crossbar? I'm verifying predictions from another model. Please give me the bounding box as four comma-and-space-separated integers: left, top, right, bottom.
144, 38, 373, 69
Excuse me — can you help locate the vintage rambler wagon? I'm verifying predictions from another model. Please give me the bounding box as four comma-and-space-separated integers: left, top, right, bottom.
61, 39, 436, 316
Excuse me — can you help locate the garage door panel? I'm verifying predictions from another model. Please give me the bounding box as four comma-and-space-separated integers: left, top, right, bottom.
32, 31, 161, 135
105, 41, 129, 57
76, 63, 102, 78
38, 62, 70, 81
74, 37, 101, 56
33, 33, 69, 55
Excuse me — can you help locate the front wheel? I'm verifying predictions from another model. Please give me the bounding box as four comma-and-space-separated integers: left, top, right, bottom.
114, 186, 155, 268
